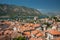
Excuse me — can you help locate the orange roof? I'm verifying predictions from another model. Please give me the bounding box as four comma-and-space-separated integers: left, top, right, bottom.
37, 38, 44, 40
19, 27, 26, 32
23, 32, 31, 38
4, 30, 9, 35
48, 29, 60, 35
36, 32, 43, 37
4, 21, 11, 25
24, 23, 34, 27
29, 27, 35, 30
51, 37, 60, 40
30, 38, 44, 40
4, 30, 13, 35
23, 32, 30, 35
29, 38, 36, 40
29, 23, 33, 24
0, 31, 3, 35
31, 30, 40, 35
33, 24, 40, 28
20, 26, 34, 31
25, 27, 31, 30
25, 27, 35, 31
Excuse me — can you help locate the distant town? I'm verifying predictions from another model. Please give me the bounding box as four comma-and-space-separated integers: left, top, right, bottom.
0, 15, 60, 40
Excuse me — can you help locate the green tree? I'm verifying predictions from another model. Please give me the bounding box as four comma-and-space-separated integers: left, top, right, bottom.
13, 36, 26, 40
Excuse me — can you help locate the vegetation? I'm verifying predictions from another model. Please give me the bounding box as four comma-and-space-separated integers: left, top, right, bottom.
13, 36, 26, 40
0, 4, 41, 17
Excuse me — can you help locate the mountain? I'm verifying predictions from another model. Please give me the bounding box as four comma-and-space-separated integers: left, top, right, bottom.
46, 12, 60, 16
0, 4, 41, 18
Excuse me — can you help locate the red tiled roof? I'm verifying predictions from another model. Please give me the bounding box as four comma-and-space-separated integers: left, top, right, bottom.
37, 38, 44, 40
33, 24, 40, 28
23, 32, 30, 35
31, 30, 40, 35
47, 29, 60, 35
51, 37, 60, 40
29, 38, 44, 40
4, 30, 13, 35
23, 31, 31, 38
29, 38, 36, 40
36, 32, 43, 37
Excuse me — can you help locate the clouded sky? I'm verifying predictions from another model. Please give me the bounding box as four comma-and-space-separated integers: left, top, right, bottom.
0, 0, 60, 13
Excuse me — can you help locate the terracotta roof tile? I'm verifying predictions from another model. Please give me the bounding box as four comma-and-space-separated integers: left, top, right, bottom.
29, 38, 36, 40
36, 32, 43, 37
31, 30, 40, 35
23, 32, 31, 38
48, 29, 60, 35
33, 24, 40, 27
51, 37, 60, 40
4, 30, 13, 35
37, 38, 44, 40
23, 32, 30, 35
30, 38, 44, 40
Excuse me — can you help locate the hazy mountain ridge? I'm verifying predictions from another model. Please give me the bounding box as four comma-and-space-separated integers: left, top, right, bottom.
0, 4, 41, 17
46, 12, 60, 16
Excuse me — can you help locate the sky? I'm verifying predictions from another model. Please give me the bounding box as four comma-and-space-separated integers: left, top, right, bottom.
0, 0, 60, 14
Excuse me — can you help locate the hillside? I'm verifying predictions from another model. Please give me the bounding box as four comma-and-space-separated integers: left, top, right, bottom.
0, 4, 41, 18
